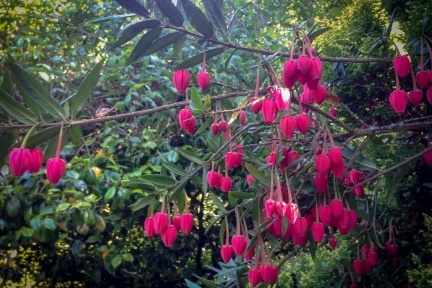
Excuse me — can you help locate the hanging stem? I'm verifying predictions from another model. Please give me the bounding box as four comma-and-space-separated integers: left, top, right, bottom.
235, 206, 241, 235
225, 216, 230, 245
20, 123, 40, 148
394, 70, 401, 90
420, 38, 424, 71
55, 123, 64, 158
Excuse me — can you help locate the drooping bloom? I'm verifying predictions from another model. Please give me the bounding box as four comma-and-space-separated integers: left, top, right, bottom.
28, 149, 44, 173
178, 107, 196, 133
392, 55, 411, 78
197, 71, 211, 90
46, 158, 67, 184
9, 148, 31, 177
173, 69, 190, 94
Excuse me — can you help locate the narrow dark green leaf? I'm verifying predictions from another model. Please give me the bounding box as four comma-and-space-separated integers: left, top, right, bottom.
308, 27, 331, 42
181, 0, 214, 38
1, 70, 14, 95
155, 0, 183, 26
177, 147, 203, 164
209, 191, 226, 212
122, 177, 156, 191
87, 13, 135, 24
163, 162, 189, 176
131, 194, 156, 212
9, 62, 64, 119
229, 191, 254, 199
342, 147, 377, 171
224, 49, 237, 70
12, 127, 59, 149
386, 166, 410, 206
70, 126, 82, 146
140, 174, 176, 187
175, 47, 225, 69
0, 87, 37, 124
244, 163, 270, 187
69, 59, 105, 117
127, 27, 162, 65
114, 0, 150, 18
203, 0, 228, 40
178, 189, 186, 213
173, 34, 187, 56
193, 275, 223, 288
113, 19, 161, 48
185, 279, 202, 288
0, 131, 16, 167
137, 32, 183, 58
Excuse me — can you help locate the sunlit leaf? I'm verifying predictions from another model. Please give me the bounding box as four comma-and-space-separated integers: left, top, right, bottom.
0, 87, 37, 124
175, 47, 225, 69
112, 19, 161, 48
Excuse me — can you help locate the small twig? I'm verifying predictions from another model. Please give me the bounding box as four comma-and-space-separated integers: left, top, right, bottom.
351, 146, 432, 189
346, 135, 372, 170
339, 102, 369, 127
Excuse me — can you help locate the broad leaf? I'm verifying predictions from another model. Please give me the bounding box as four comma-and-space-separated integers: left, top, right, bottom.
9, 62, 64, 119
190, 86, 202, 112
308, 27, 331, 42
126, 27, 162, 65
181, 0, 214, 38
134, 32, 183, 59
114, 0, 150, 18
175, 47, 225, 69
131, 194, 156, 212
112, 19, 161, 48
155, 0, 183, 27
173, 33, 187, 56
140, 174, 176, 187
244, 163, 270, 187
229, 191, 254, 199
163, 162, 189, 177
12, 127, 60, 149
0, 87, 37, 124
69, 59, 105, 117
177, 147, 204, 164
203, 0, 228, 40
342, 146, 377, 171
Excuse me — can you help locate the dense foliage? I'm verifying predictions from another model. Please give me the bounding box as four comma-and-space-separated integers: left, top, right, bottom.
1, 0, 432, 287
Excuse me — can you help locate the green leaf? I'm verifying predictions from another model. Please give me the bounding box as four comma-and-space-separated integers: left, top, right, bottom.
178, 189, 186, 213
202, 0, 228, 40
175, 47, 225, 70
177, 147, 204, 164
114, 0, 150, 18
138, 32, 183, 57
69, 126, 82, 146
181, 0, 214, 38
140, 174, 176, 187
69, 59, 105, 117
112, 19, 161, 48
308, 27, 331, 42
185, 279, 202, 288
173, 34, 187, 56
229, 191, 254, 199
56, 203, 71, 212
122, 178, 156, 191
43, 218, 57, 231
43, 127, 70, 160
1, 70, 14, 96
131, 194, 156, 212
244, 163, 270, 187
21, 227, 34, 238
6, 198, 21, 217
190, 86, 203, 112
105, 187, 116, 202
193, 275, 223, 288
86, 234, 101, 243
12, 127, 60, 149
122, 253, 134, 262
342, 147, 377, 171
87, 13, 135, 24
0, 131, 16, 167
9, 62, 64, 119
209, 191, 226, 212
112, 255, 123, 268
163, 162, 189, 177
126, 28, 163, 65
155, 0, 183, 26
386, 165, 410, 206
0, 87, 37, 124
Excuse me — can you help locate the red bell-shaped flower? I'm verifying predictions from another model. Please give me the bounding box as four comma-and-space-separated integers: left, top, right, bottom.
250, 96, 262, 114
280, 115, 297, 139
144, 217, 155, 237
197, 71, 211, 90
318, 205, 332, 226
261, 98, 278, 124
207, 170, 222, 189
292, 216, 308, 237
329, 107, 338, 117
221, 176, 232, 193
9, 148, 31, 177
330, 199, 344, 219
409, 89, 423, 106
315, 154, 331, 175
248, 267, 263, 287
353, 259, 364, 275
313, 85, 326, 105
311, 222, 325, 242
328, 236, 338, 249
172, 214, 181, 231
28, 149, 44, 173
287, 150, 300, 170
314, 173, 328, 193
46, 158, 67, 184
226, 151, 242, 169
427, 87, 432, 105
331, 158, 345, 179
416, 71, 430, 88
276, 201, 287, 218
424, 149, 432, 165
220, 244, 234, 263
328, 147, 343, 166
173, 69, 190, 94
295, 113, 310, 134
272, 87, 290, 111
210, 123, 220, 135
180, 212, 194, 234
368, 251, 378, 266
389, 89, 408, 114
246, 175, 255, 187
349, 169, 360, 185
178, 107, 196, 133
161, 224, 178, 248
265, 199, 276, 217
282, 60, 297, 89
231, 234, 247, 256
286, 203, 299, 224
347, 210, 358, 230
260, 264, 279, 284
239, 111, 247, 125
296, 55, 311, 74
392, 55, 411, 78
219, 120, 228, 132
153, 212, 169, 234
